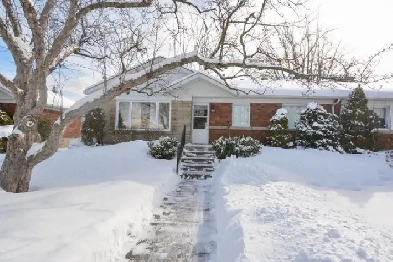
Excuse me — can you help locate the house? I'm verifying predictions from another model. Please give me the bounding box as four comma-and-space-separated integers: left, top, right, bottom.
0, 84, 81, 147
83, 59, 393, 150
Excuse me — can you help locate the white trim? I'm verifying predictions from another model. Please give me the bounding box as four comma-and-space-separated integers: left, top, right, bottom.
115, 100, 172, 131
232, 103, 251, 127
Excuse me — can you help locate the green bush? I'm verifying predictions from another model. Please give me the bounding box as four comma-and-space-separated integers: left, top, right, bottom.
212, 136, 262, 159
0, 137, 8, 153
295, 102, 343, 152
267, 108, 294, 149
0, 110, 13, 153
81, 108, 106, 146
148, 136, 179, 159
0, 110, 13, 125
340, 86, 380, 153
37, 117, 54, 141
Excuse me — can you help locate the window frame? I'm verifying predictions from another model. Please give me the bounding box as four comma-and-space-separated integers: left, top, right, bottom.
115, 100, 172, 131
232, 103, 251, 127
370, 106, 390, 130
283, 104, 306, 129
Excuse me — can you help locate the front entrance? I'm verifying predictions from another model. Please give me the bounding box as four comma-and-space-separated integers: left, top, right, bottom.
191, 103, 209, 144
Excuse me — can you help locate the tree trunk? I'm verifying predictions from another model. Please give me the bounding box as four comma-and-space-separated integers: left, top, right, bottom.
0, 132, 36, 193
0, 153, 32, 193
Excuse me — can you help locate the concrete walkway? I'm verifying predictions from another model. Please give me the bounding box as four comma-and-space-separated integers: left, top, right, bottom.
125, 179, 217, 261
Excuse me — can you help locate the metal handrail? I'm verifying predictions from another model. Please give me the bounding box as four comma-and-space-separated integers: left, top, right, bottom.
176, 125, 186, 175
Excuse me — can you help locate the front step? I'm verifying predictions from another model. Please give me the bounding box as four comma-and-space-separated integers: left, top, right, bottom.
179, 144, 216, 179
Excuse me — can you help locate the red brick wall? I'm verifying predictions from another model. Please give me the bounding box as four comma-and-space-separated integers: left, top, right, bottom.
321, 104, 332, 114
40, 109, 81, 138
250, 103, 282, 127
0, 103, 17, 118
379, 134, 393, 151
209, 103, 232, 126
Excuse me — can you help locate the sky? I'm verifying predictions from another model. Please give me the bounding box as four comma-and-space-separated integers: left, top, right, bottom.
0, 0, 393, 102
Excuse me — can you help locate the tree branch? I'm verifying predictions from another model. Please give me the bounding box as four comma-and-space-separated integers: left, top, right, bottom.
44, 0, 153, 73
1, 0, 22, 36
39, 0, 58, 32
0, 17, 25, 63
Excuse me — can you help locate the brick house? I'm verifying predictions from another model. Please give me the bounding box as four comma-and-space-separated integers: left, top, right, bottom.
0, 84, 81, 148
84, 61, 393, 151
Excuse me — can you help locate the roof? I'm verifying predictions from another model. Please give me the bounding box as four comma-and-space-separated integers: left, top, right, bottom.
231, 79, 393, 99
83, 56, 174, 95
82, 55, 393, 100
0, 84, 75, 109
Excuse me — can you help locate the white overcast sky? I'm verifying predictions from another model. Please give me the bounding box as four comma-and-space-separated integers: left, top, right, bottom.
59, 0, 393, 100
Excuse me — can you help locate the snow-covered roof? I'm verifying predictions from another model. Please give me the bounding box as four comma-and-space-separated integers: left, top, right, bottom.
0, 84, 75, 109
82, 55, 393, 100
231, 79, 393, 99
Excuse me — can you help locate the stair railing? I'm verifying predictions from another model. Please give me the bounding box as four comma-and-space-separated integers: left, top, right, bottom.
176, 125, 186, 175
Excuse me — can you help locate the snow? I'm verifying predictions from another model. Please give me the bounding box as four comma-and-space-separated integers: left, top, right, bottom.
0, 125, 13, 138
26, 142, 45, 158
0, 141, 178, 262
14, 36, 33, 59
307, 101, 318, 110
270, 108, 287, 121
214, 148, 393, 261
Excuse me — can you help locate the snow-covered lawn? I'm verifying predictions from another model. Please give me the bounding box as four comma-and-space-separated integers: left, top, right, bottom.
0, 141, 178, 262
214, 147, 393, 261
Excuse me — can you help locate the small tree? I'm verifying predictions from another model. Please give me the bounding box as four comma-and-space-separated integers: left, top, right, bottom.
295, 102, 342, 152
341, 86, 380, 153
81, 108, 106, 146
267, 108, 293, 148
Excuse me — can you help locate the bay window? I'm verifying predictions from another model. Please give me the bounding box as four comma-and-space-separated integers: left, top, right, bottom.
232, 104, 250, 126
116, 101, 171, 130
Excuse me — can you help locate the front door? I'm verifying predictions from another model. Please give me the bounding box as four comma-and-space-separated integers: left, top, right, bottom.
192, 103, 209, 144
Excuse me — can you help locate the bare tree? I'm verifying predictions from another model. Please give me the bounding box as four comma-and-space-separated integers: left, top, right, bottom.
0, 0, 391, 193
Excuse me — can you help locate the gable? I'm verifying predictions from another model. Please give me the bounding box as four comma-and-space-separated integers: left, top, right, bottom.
0, 88, 15, 103
169, 77, 234, 101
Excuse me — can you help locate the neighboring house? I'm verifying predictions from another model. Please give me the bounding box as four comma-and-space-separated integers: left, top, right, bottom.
83, 59, 393, 150
0, 84, 81, 147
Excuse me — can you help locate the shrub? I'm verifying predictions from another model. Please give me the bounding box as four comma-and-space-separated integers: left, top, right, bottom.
267, 108, 294, 149
340, 86, 380, 153
0, 137, 7, 153
295, 102, 343, 152
0, 110, 13, 125
0, 110, 13, 153
37, 116, 54, 141
148, 136, 179, 159
212, 136, 262, 159
81, 108, 106, 146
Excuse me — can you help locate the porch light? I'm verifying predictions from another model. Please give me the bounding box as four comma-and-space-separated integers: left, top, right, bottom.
210, 104, 215, 113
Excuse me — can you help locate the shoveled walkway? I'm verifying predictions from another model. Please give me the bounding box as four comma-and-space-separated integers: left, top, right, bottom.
125, 178, 217, 261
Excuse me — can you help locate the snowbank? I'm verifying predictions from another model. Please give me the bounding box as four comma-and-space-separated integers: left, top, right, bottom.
214, 147, 393, 261
0, 141, 178, 262
0, 125, 13, 138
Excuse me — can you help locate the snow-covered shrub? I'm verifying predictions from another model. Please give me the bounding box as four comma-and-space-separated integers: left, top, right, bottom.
295, 102, 343, 152
81, 108, 106, 146
0, 110, 13, 125
37, 116, 54, 141
212, 136, 262, 159
340, 86, 380, 153
148, 136, 179, 160
0, 110, 13, 152
267, 108, 294, 149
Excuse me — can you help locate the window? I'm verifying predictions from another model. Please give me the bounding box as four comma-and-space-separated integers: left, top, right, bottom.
232, 104, 250, 126
371, 107, 389, 129
285, 105, 304, 128
116, 101, 171, 130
